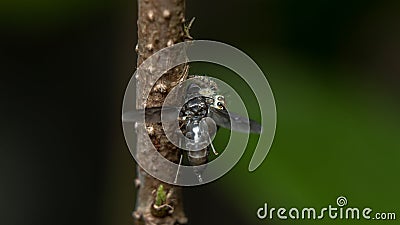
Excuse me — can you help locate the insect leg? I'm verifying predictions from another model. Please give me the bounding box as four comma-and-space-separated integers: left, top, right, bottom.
208, 135, 218, 155
174, 153, 183, 184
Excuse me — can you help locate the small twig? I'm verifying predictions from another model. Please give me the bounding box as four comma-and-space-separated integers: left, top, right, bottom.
183, 17, 196, 40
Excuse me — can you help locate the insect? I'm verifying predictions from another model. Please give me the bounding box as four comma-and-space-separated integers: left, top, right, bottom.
123, 75, 262, 183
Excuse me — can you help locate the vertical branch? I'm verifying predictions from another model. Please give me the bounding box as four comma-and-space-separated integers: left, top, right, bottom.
133, 0, 187, 224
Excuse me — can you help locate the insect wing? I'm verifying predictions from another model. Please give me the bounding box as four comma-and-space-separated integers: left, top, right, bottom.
122, 107, 180, 123
209, 107, 262, 134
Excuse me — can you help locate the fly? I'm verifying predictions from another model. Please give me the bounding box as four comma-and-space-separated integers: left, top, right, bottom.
123, 75, 262, 183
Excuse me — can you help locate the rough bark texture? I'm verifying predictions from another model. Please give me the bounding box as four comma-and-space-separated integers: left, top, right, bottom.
133, 0, 188, 224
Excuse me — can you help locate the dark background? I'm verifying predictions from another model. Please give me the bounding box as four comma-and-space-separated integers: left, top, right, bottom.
1, 1, 399, 225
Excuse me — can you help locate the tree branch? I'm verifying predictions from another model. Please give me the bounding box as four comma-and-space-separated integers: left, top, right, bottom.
133, 0, 187, 224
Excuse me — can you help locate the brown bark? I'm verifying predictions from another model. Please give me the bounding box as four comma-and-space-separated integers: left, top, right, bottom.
133, 0, 188, 224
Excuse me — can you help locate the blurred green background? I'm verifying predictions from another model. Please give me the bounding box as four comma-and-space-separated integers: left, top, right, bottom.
1, 0, 399, 225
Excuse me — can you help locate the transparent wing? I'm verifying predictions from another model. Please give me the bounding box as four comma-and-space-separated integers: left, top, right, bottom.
122, 107, 180, 123
209, 107, 262, 134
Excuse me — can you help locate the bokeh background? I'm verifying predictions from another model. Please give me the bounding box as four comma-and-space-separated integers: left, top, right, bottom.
1, 0, 399, 225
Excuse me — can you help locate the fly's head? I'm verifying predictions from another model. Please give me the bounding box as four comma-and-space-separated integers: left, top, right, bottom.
211, 95, 226, 111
